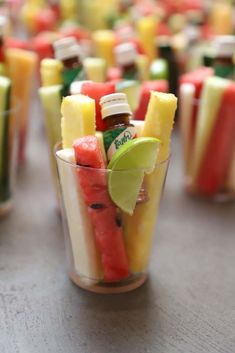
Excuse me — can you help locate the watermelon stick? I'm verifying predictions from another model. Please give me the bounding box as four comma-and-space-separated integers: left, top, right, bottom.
73, 136, 129, 282
196, 83, 235, 196
56, 148, 103, 283
123, 92, 177, 273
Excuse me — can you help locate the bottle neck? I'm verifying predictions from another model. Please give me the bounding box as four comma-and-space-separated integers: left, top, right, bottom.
121, 62, 138, 79
103, 113, 132, 130
62, 56, 82, 70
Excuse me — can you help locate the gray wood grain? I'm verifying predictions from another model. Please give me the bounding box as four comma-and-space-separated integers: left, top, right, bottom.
0, 98, 234, 353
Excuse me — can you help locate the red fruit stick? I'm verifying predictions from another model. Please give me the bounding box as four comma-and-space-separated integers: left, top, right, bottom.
196, 83, 235, 196
73, 136, 129, 282
81, 82, 115, 131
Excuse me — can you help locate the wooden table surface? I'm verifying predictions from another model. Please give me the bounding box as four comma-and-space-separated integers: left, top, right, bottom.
0, 99, 234, 353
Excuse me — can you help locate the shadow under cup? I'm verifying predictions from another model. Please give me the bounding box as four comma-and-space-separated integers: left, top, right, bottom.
56, 149, 169, 294
0, 100, 20, 217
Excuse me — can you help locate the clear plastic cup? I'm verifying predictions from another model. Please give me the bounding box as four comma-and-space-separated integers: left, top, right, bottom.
180, 85, 235, 201
56, 149, 169, 294
0, 101, 20, 217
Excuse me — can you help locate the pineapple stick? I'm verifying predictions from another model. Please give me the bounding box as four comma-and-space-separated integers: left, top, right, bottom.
92, 30, 115, 67
61, 94, 96, 148
141, 92, 177, 162
6, 48, 37, 163
83, 57, 107, 83
40, 59, 63, 87
136, 16, 158, 62
123, 92, 177, 273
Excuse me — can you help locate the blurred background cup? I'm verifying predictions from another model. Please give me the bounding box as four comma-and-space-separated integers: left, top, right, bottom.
179, 80, 235, 201
0, 99, 20, 217
56, 148, 169, 294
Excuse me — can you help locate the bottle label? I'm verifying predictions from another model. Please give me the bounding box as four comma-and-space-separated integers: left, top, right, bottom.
214, 64, 234, 79
62, 67, 84, 95
103, 126, 137, 160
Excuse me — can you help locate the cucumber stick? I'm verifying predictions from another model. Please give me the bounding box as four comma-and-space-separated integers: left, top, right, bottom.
39, 85, 63, 198
0, 76, 11, 203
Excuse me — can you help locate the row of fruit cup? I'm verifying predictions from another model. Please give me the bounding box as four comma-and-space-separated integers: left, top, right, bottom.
179, 68, 235, 201
0, 47, 37, 217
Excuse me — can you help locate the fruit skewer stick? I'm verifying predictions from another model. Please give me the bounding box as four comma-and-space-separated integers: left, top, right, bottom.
39, 85, 62, 200
73, 136, 129, 282
123, 92, 177, 273
6, 48, 37, 163
179, 83, 195, 176
195, 83, 235, 196
190, 77, 229, 184
40, 58, 63, 87
0, 77, 11, 204
61, 94, 96, 149
56, 148, 103, 283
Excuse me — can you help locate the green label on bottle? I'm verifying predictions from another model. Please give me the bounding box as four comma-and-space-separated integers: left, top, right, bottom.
103, 126, 137, 160
214, 64, 234, 79
62, 67, 83, 96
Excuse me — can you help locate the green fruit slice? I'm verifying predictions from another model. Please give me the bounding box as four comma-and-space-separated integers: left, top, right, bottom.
108, 137, 160, 215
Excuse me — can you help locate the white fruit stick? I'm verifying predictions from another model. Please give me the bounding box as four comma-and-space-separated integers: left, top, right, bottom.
179, 83, 195, 176
56, 149, 102, 283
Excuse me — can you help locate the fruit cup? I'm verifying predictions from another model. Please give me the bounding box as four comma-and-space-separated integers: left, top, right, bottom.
0, 97, 20, 217
55, 145, 169, 294
180, 77, 235, 201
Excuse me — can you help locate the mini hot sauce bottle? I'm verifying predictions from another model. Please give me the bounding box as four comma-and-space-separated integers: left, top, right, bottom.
53, 37, 84, 95
213, 36, 235, 79
100, 93, 136, 161
101, 93, 148, 203
158, 36, 179, 96
114, 42, 139, 80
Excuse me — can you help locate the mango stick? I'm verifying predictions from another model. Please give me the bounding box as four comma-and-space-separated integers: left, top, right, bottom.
123, 92, 177, 273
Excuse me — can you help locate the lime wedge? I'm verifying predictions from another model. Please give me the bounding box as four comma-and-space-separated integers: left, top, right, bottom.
108, 137, 160, 215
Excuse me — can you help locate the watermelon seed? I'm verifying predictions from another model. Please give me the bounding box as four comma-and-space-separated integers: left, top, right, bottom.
115, 213, 122, 227
90, 203, 106, 210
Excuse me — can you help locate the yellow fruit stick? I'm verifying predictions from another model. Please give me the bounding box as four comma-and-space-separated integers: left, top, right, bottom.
137, 16, 158, 62
6, 48, 37, 162
136, 54, 150, 81
40, 59, 63, 87
92, 30, 115, 67
123, 92, 177, 273
61, 94, 96, 149
83, 57, 107, 83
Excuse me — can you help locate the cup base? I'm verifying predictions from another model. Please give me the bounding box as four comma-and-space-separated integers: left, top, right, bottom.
69, 272, 147, 294
0, 199, 13, 218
